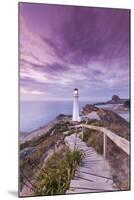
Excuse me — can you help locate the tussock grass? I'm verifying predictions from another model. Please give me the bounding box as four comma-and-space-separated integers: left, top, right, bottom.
35, 148, 84, 195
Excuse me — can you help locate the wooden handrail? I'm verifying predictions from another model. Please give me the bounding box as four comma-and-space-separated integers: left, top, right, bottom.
75, 124, 130, 155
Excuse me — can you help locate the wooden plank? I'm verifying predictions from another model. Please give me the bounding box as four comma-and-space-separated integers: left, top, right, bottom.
104, 129, 130, 155
103, 132, 106, 158
76, 167, 112, 179
82, 158, 103, 162
82, 160, 105, 166
75, 175, 94, 182
70, 180, 114, 190
79, 163, 109, 171
66, 188, 100, 193
75, 171, 113, 183
75, 124, 105, 132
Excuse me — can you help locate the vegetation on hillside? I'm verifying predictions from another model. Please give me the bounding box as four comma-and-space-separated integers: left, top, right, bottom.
83, 128, 103, 154
35, 148, 84, 195
20, 119, 76, 194
20, 121, 71, 150
20, 105, 130, 194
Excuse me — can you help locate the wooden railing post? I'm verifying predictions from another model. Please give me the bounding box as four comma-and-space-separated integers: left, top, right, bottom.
74, 127, 77, 150
82, 126, 84, 140
103, 131, 107, 159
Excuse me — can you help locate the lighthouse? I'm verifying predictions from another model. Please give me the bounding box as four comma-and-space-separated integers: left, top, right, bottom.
72, 88, 81, 122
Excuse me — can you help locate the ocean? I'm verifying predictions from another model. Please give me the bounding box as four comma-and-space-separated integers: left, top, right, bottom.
20, 100, 90, 132
20, 101, 129, 132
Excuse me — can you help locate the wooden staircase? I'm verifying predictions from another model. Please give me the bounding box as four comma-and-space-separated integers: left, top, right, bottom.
65, 134, 117, 194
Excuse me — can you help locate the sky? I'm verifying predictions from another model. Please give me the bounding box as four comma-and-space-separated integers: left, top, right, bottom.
20, 3, 130, 102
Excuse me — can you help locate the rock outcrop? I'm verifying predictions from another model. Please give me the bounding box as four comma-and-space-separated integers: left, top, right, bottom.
94, 95, 129, 105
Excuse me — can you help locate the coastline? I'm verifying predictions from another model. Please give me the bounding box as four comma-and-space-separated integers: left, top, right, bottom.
20, 103, 129, 144
20, 114, 72, 143
20, 118, 59, 143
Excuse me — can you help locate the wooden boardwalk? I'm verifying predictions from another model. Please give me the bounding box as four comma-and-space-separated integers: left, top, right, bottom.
65, 134, 117, 194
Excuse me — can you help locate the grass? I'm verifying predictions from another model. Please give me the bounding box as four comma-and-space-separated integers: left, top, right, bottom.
20, 120, 72, 193
35, 148, 84, 195
83, 128, 103, 155
20, 132, 65, 192
83, 117, 129, 155
20, 149, 44, 169
87, 119, 104, 127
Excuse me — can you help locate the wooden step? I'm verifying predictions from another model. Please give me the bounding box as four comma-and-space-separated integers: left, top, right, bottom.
83, 158, 103, 162
65, 133, 116, 194
76, 167, 112, 179
75, 171, 113, 184
70, 180, 114, 190
66, 188, 103, 194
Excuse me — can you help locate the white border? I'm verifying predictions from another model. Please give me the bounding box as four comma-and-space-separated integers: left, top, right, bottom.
0, 0, 133, 199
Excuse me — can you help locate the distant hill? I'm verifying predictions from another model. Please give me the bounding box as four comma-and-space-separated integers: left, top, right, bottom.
95, 95, 129, 105
107, 95, 128, 104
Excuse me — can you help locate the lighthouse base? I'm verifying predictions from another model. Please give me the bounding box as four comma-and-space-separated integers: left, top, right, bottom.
72, 116, 81, 122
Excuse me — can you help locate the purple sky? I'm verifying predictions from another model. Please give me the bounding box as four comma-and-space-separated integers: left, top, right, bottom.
20, 3, 130, 102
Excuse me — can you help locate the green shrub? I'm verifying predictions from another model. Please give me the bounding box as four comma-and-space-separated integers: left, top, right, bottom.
35, 149, 84, 195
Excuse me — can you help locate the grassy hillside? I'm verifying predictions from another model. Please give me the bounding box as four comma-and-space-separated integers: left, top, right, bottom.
20, 120, 72, 194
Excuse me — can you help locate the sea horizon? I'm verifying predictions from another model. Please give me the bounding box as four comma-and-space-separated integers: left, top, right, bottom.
20, 100, 129, 133
20, 100, 94, 132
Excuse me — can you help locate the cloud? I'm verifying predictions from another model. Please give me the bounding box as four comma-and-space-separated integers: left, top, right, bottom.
40, 7, 129, 66
20, 87, 44, 95
20, 4, 130, 101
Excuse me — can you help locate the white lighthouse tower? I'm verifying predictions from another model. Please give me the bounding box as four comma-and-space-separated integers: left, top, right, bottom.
72, 88, 81, 122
